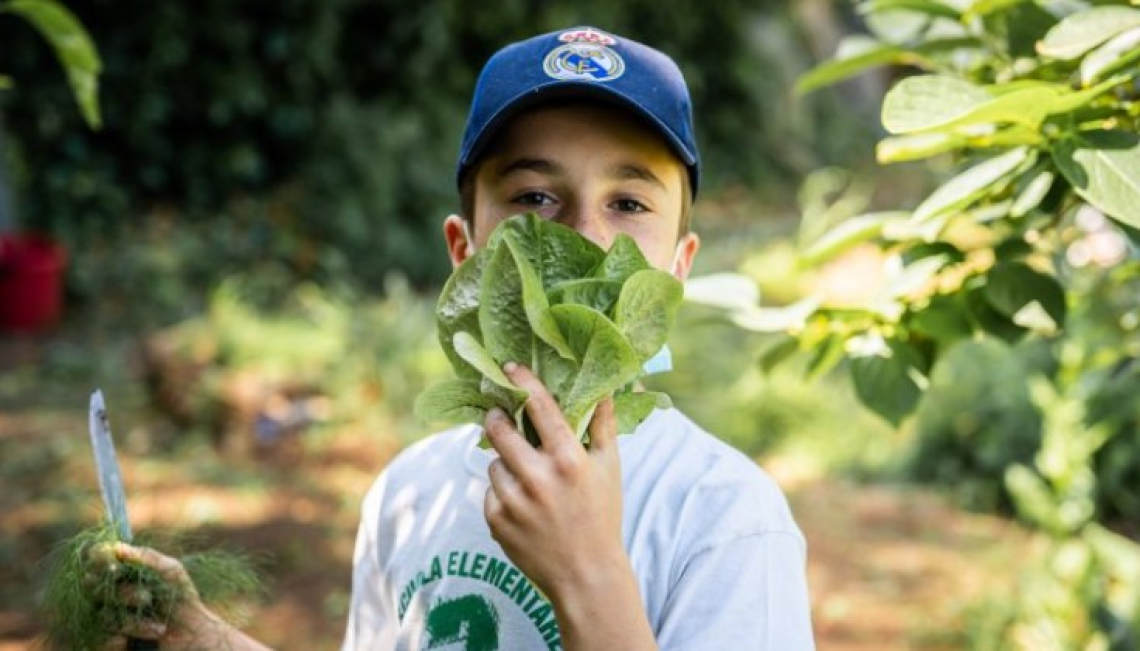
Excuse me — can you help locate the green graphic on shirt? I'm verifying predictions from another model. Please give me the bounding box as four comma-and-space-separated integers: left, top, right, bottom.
398, 550, 563, 650
425, 594, 499, 650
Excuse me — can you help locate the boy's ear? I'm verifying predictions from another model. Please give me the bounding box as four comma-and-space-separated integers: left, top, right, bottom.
442, 214, 474, 268
671, 232, 701, 281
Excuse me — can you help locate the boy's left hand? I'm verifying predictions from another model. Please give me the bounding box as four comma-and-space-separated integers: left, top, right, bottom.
482, 362, 628, 604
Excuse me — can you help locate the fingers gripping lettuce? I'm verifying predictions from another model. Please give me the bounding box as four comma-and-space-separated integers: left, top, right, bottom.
415, 213, 682, 446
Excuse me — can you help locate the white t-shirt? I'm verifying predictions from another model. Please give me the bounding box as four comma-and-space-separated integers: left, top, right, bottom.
342, 408, 815, 650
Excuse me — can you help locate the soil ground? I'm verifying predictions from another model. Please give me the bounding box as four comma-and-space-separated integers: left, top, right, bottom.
0, 333, 1030, 650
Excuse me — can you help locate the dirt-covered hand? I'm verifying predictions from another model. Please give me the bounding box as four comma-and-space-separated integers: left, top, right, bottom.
101, 544, 263, 651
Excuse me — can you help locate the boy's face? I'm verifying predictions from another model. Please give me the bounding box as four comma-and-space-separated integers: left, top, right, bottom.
445, 103, 699, 279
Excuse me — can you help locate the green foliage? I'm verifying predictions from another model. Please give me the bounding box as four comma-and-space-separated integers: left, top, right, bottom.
1, 0, 101, 128
416, 214, 681, 444
0, 0, 874, 311
769, 0, 1140, 441
41, 523, 265, 650
739, 2, 1140, 644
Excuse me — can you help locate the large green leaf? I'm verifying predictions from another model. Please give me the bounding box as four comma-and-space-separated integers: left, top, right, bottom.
548, 278, 622, 313
882, 76, 992, 134
1079, 27, 1140, 86
877, 132, 961, 163
414, 379, 497, 427
1037, 5, 1140, 60
4, 0, 102, 128
436, 248, 489, 380
883, 76, 1062, 134
801, 212, 904, 263
612, 269, 683, 363
913, 147, 1032, 220
500, 233, 573, 359
549, 304, 640, 437
479, 237, 537, 367
1010, 168, 1055, 217
595, 235, 651, 283
612, 391, 672, 437
1053, 130, 1140, 230
849, 336, 926, 425
860, 0, 962, 20
983, 262, 1067, 333
796, 36, 908, 96
489, 214, 606, 289
961, 0, 1030, 20
907, 293, 974, 347
453, 332, 524, 396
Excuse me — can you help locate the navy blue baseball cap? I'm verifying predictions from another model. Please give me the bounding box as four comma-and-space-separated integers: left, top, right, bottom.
457, 26, 700, 196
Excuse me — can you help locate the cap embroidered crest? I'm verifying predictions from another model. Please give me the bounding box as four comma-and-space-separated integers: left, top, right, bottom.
458, 27, 701, 195
543, 29, 624, 82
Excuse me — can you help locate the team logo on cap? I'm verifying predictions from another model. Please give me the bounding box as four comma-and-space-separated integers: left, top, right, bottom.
543, 29, 624, 82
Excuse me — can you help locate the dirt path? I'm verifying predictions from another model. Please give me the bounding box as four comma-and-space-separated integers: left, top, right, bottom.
0, 408, 1028, 650
785, 472, 1030, 649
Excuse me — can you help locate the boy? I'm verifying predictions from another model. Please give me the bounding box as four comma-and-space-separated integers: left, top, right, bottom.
110, 26, 814, 650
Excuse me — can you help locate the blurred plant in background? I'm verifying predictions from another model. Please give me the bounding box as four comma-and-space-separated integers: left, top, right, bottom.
0, 0, 883, 326
139, 275, 449, 455
684, 0, 1140, 646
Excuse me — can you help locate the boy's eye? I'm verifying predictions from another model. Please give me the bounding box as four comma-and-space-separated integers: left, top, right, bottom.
512, 191, 556, 207
612, 198, 648, 213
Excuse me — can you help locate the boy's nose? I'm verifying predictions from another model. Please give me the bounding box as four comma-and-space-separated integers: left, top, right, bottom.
560, 209, 614, 249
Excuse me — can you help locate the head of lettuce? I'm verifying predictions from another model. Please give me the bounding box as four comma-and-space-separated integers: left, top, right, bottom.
415, 213, 683, 447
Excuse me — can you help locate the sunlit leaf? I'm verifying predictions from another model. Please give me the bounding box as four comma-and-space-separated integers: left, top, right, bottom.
1037, 5, 1140, 60
877, 132, 961, 163
1053, 131, 1140, 230
1079, 27, 1140, 86
860, 0, 962, 20
1049, 74, 1133, 114
801, 212, 902, 264
913, 147, 1032, 221
883, 75, 1061, 134
1010, 168, 1055, 217
882, 75, 992, 134
731, 297, 822, 333
683, 273, 760, 312
962, 0, 1029, 20
4, 0, 102, 128
796, 36, 908, 95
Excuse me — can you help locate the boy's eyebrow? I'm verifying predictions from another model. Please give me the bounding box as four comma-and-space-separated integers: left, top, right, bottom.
497, 157, 561, 179
496, 157, 667, 191
606, 163, 666, 191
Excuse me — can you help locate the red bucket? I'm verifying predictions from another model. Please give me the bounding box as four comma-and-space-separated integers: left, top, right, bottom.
0, 233, 68, 332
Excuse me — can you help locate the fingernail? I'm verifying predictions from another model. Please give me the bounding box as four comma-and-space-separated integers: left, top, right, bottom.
503, 361, 518, 373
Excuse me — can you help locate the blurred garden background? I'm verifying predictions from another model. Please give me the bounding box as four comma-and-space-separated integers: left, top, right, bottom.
2, 0, 1138, 648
